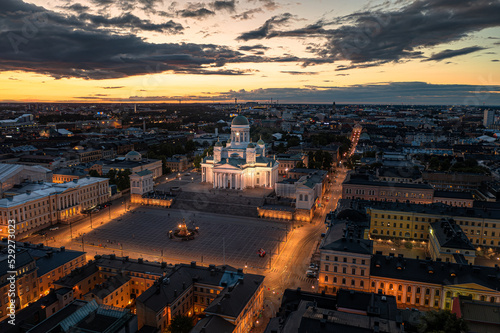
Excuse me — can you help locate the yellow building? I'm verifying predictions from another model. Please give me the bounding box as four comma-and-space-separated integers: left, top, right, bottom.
318, 226, 373, 294
84, 274, 131, 308
365, 201, 500, 249
0, 242, 86, 322
137, 263, 265, 333
0, 177, 110, 239
369, 254, 500, 311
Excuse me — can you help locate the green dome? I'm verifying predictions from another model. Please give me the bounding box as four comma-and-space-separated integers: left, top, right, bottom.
215, 140, 222, 147
231, 115, 249, 126
257, 139, 265, 145
247, 142, 256, 148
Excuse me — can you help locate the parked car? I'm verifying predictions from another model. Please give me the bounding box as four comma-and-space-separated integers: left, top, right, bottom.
49, 227, 59, 231
306, 270, 317, 278
309, 263, 318, 271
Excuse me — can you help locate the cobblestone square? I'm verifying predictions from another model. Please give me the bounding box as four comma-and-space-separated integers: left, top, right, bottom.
76, 206, 288, 270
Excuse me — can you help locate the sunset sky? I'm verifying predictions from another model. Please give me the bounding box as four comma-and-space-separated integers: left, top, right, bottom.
0, 0, 499, 104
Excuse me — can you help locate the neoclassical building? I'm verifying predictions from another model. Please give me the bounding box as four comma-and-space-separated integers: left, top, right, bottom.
201, 115, 279, 189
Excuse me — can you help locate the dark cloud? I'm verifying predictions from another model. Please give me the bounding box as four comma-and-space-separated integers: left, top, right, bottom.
492, 59, 499, 62
238, 44, 270, 51
238, 0, 500, 68
247, 0, 279, 11
78, 12, 184, 33
0, 0, 306, 80
280, 71, 318, 75
89, 0, 164, 12
232, 8, 263, 20
237, 13, 293, 41
178, 7, 215, 18
212, 0, 236, 12
62, 3, 90, 14
101, 86, 125, 89
423, 46, 487, 62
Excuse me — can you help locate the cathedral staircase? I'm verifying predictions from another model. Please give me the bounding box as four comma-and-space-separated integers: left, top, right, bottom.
170, 190, 264, 217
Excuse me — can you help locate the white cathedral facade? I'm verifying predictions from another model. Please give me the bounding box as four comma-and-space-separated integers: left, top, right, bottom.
201, 115, 279, 189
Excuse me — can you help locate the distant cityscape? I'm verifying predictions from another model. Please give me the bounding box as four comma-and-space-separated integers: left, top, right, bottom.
0, 101, 499, 333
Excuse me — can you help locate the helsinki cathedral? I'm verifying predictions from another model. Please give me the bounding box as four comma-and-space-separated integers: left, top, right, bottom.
201, 115, 279, 189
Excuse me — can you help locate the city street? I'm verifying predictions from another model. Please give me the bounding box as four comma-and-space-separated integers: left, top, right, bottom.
254, 167, 348, 331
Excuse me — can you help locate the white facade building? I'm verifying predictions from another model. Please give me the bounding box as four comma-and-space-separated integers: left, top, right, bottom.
0, 177, 110, 238
130, 170, 154, 196
201, 115, 279, 189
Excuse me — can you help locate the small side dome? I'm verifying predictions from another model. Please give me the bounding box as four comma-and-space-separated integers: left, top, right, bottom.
257, 138, 265, 145
231, 115, 249, 126
125, 150, 142, 161
215, 140, 222, 147
247, 142, 256, 148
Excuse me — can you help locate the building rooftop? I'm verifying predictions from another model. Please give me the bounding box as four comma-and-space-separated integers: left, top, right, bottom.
351, 199, 500, 220
433, 190, 474, 200
430, 219, 475, 251
343, 178, 433, 190
0, 177, 108, 208
87, 274, 130, 300
137, 263, 264, 319
370, 254, 500, 290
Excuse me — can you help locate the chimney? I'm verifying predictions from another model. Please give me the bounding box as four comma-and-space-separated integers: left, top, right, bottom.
60, 246, 65, 252
191, 261, 196, 268
138, 258, 143, 264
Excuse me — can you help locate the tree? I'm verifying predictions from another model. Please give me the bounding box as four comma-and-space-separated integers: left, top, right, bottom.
418, 310, 467, 333
193, 155, 203, 170
167, 315, 193, 333
184, 140, 196, 152
88, 169, 100, 177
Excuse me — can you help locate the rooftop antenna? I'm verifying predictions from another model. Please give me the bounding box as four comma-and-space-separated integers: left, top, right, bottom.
235, 98, 237, 105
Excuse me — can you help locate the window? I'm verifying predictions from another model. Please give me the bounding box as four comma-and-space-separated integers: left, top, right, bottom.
360, 281, 364, 287
362, 260, 366, 265
352, 268, 356, 275
343, 257, 347, 263
342, 267, 346, 274
352, 259, 356, 264
342, 278, 346, 285
325, 265, 329, 272
334, 256, 338, 262
351, 280, 355, 286
325, 255, 330, 261
325, 275, 329, 282
334, 266, 337, 273
380, 283, 384, 289
407, 286, 412, 292
398, 285, 402, 291
389, 284, 393, 290
361, 270, 365, 276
